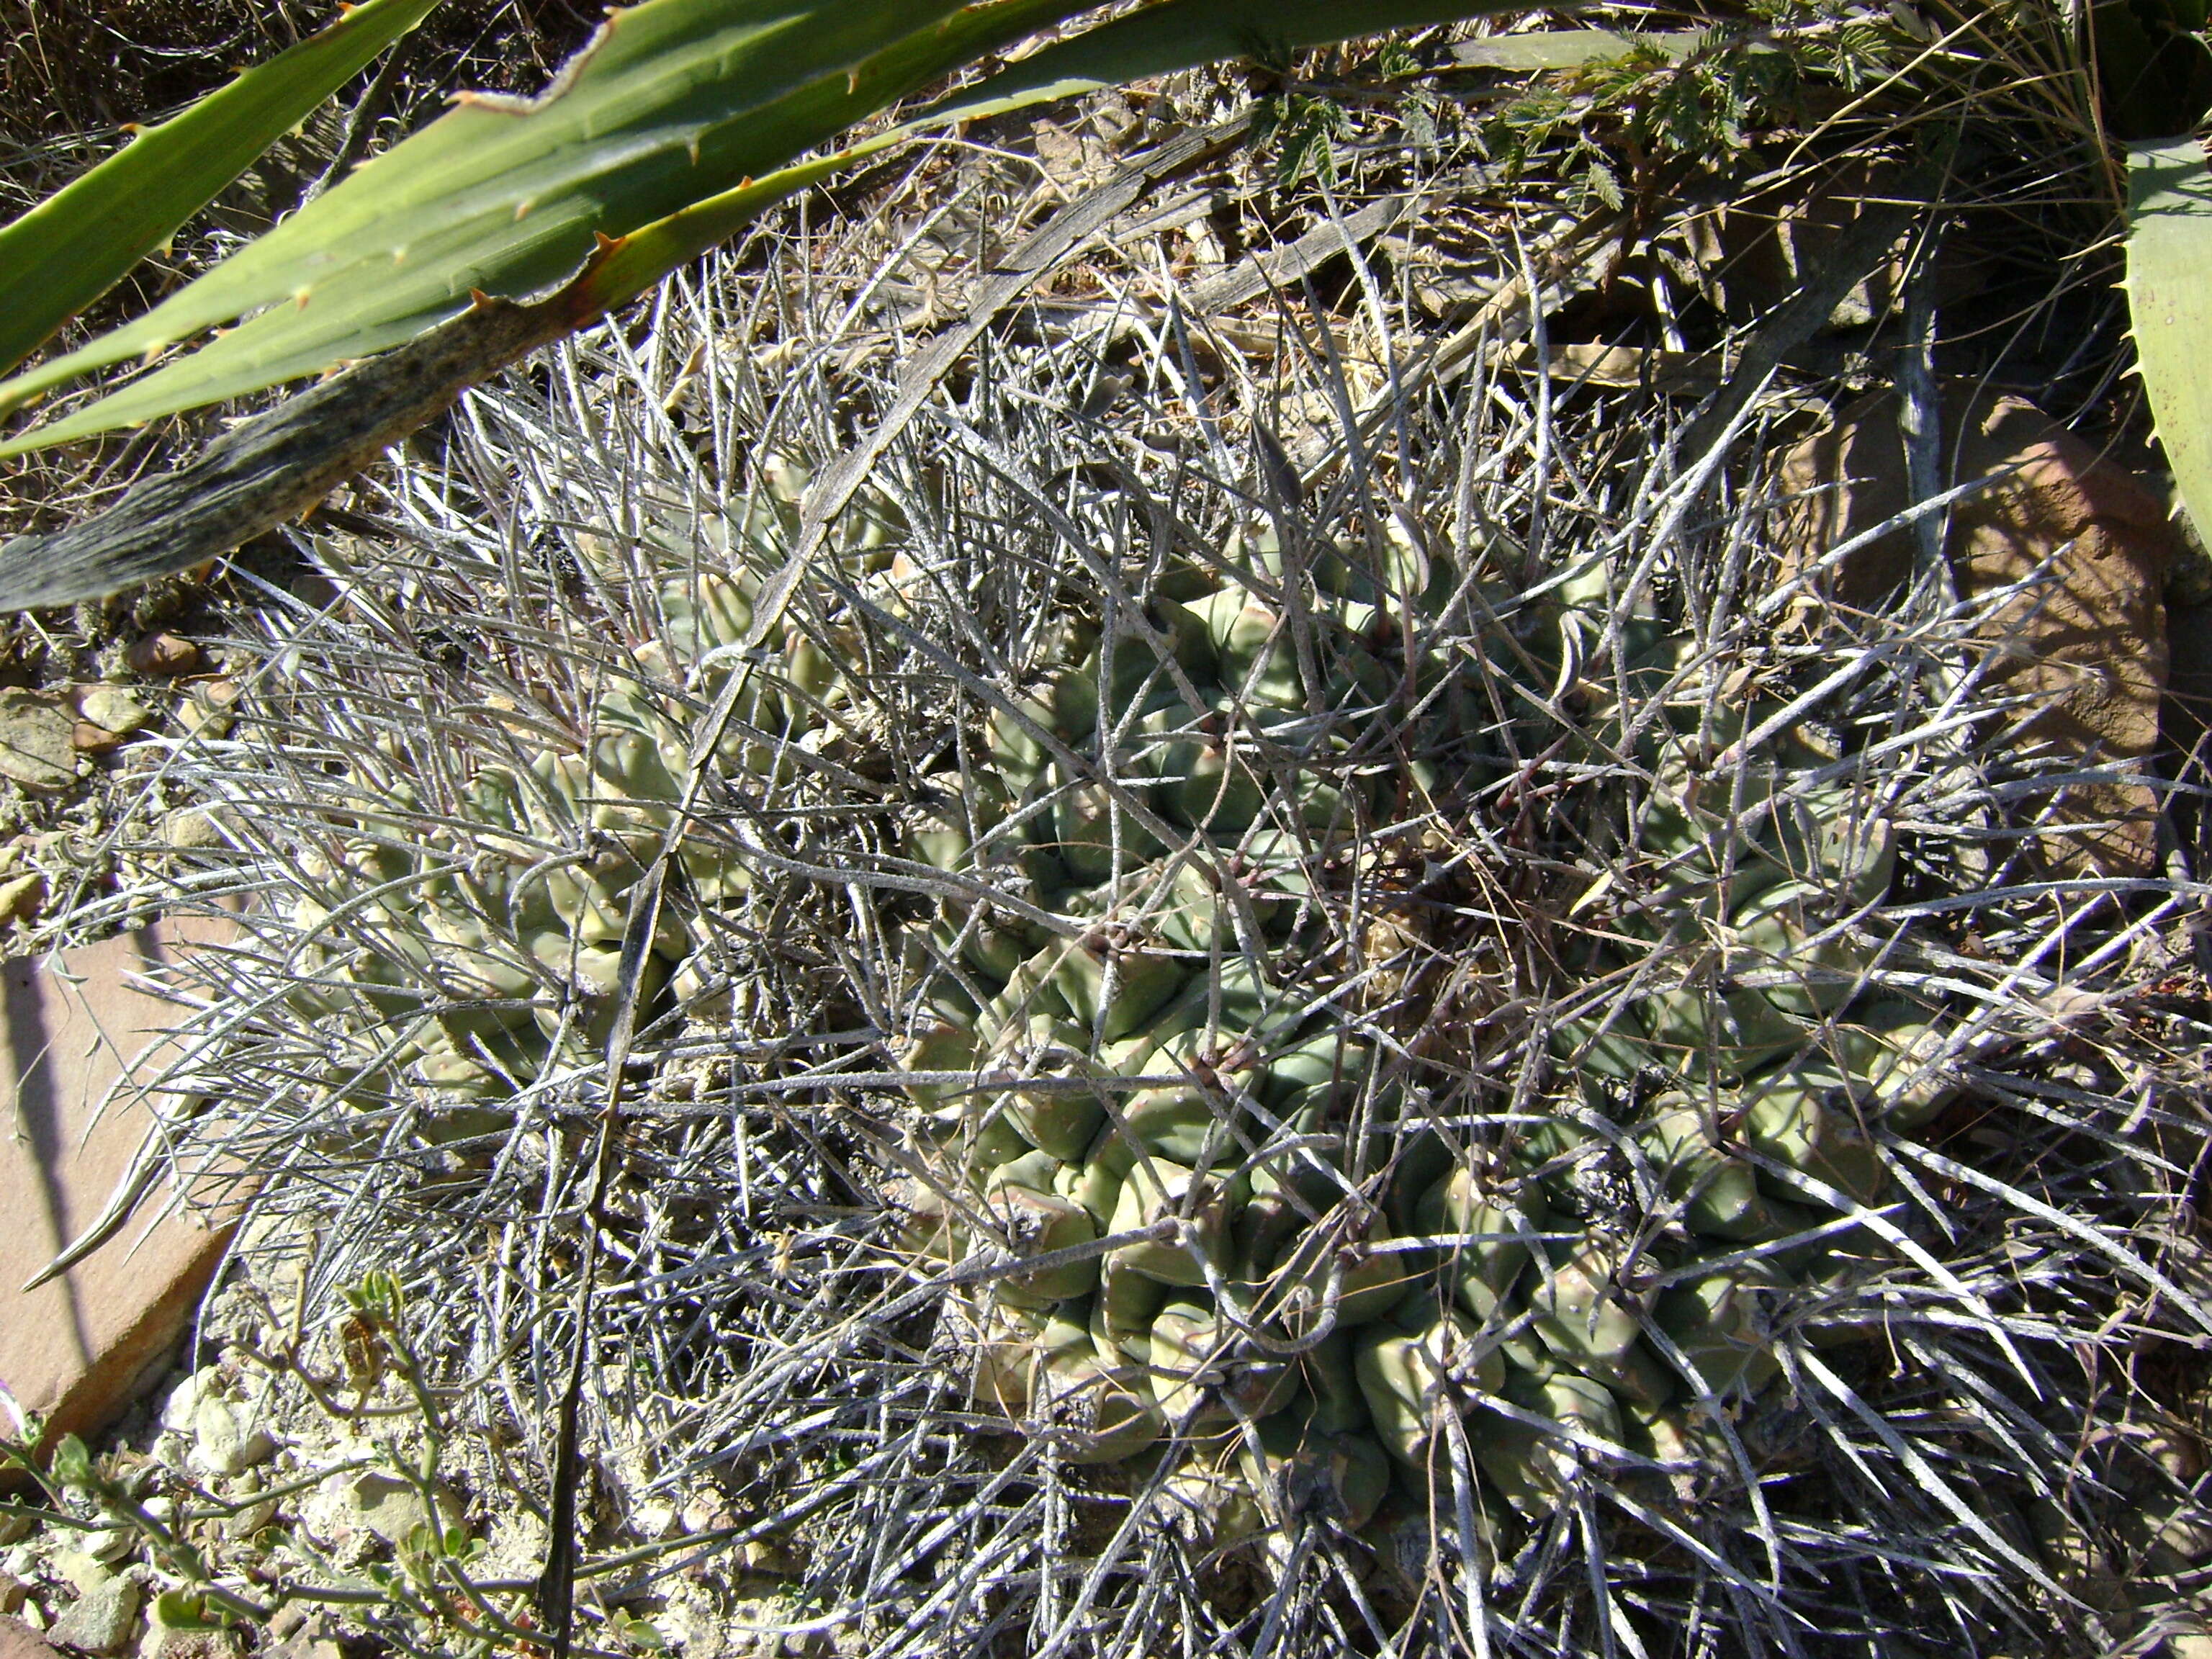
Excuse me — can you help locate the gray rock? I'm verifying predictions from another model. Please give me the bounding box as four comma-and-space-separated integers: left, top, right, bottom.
189, 1397, 272, 1480
0, 691, 81, 791
135, 1617, 242, 1659
157, 1374, 207, 1438
219, 1496, 276, 1542
343, 1472, 457, 1547
78, 1531, 132, 1569
45, 1566, 139, 1655
72, 689, 149, 740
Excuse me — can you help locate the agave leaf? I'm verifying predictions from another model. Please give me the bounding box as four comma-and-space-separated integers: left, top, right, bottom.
0, 0, 443, 380
0, 0, 1522, 457
2126, 137, 2212, 545
0, 0, 1046, 447
943, 0, 1524, 113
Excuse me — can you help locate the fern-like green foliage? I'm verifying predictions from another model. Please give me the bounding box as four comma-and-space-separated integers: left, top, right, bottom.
1249, 37, 1440, 189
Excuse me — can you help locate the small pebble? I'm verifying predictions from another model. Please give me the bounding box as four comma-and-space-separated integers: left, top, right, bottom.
158, 1373, 204, 1437
0, 870, 42, 924
741, 1539, 796, 1575
680, 1498, 727, 1534
631, 1501, 679, 1542
340, 1470, 456, 1547
126, 634, 199, 677
75, 685, 151, 737
192, 1394, 274, 1478
139, 1619, 244, 1659
263, 1604, 311, 1642
0, 1570, 27, 1614
0, 689, 83, 790
221, 1496, 277, 1540
82, 1525, 137, 1565
150, 1434, 192, 1478
47, 1562, 140, 1655
163, 810, 228, 853
176, 681, 239, 741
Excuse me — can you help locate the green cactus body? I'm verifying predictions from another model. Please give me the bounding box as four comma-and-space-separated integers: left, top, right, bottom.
1354, 1294, 1504, 1470
1475, 1366, 1625, 1516
859, 538, 1974, 1554
281, 478, 1961, 1569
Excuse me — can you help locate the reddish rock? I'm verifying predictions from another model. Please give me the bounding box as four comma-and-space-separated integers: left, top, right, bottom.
1779, 389, 2178, 878
0, 916, 238, 1478
122, 637, 197, 678
0, 1619, 64, 1659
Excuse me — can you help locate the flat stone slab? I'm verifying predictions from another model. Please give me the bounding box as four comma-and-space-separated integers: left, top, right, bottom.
0, 917, 235, 1467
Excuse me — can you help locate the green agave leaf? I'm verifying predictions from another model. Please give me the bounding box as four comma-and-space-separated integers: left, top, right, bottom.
0, 0, 1521, 457
0, 0, 1038, 449
47, 0, 1095, 447
2126, 137, 2212, 547
0, 0, 442, 379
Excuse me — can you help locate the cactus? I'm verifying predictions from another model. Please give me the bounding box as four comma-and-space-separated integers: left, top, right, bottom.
132, 275, 2198, 1655
875, 527, 1967, 1549
218, 455, 1964, 1573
